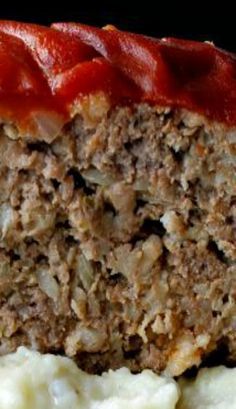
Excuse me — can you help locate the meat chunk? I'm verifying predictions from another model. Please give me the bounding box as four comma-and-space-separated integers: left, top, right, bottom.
0, 97, 235, 376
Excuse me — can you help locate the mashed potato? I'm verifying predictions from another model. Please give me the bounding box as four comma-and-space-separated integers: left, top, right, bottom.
0, 347, 236, 409
178, 366, 236, 409
0, 347, 179, 409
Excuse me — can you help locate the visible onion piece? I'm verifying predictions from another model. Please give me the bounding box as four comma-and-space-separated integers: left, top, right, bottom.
0, 203, 15, 239
76, 254, 94, 291
36, 268, 60, 301
82, 168, 115, 186
108, 235, 162, 282
29, 111, 64, 142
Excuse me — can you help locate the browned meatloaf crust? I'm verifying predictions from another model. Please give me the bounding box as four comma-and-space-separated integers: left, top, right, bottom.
0, 97, 235, 376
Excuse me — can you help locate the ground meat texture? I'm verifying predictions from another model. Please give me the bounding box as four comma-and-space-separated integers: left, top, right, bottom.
0, 97, 235, 376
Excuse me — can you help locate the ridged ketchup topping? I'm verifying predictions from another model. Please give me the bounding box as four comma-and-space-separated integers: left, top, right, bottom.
0, 20, 235, 130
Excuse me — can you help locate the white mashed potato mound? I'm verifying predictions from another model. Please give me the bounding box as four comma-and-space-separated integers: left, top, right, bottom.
0, 347, 179, 409
1, 347, 236, 409
178, 366, 236, 409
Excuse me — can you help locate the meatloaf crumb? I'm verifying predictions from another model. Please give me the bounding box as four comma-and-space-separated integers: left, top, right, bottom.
0, 95, 235, 376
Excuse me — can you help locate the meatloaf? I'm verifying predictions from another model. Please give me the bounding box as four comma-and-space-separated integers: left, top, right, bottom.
0, 21, 235, 376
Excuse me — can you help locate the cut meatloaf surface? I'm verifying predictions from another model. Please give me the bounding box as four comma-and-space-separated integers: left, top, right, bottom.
0, 21, 235, 376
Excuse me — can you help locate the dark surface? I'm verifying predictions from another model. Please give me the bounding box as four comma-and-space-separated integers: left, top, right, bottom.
0, 3, 235, 52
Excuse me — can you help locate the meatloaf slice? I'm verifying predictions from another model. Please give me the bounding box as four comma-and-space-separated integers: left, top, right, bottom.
0, 21, 235, 376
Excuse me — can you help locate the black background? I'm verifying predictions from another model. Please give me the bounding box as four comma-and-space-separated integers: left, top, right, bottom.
0, 2, 235, 53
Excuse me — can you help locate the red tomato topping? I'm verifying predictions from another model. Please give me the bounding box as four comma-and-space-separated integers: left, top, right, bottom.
0, 20, 235, 130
